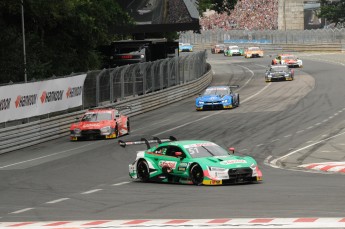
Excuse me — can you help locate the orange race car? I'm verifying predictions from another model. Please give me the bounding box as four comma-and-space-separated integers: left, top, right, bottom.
272, 54, 303, 68
244, 46, 264, 58
70, 107, 130, 141
211, 44, 226, 54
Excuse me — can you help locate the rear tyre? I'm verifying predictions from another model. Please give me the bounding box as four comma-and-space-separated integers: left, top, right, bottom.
190, 164, 204, 185
236, 95, 240, 107
127, 119, 130, 134
137, 160, 150, 182
114, 126, 119, 138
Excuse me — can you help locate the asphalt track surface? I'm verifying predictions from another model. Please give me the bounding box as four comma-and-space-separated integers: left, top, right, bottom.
0, 51, 345, 224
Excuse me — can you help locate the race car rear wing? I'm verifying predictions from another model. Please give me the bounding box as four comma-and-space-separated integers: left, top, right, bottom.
118, 136, 177, 149
228, 85, 239, 88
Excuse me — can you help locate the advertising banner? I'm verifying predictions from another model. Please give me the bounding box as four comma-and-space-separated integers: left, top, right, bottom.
0, 74, 86, 123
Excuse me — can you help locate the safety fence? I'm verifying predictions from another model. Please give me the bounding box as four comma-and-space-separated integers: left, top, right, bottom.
0, 51, 207, 128
180, 28, 345, 45
84, 51, 207, 108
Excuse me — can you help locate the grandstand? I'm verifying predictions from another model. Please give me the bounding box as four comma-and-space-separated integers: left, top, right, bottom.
200, 0, 279, 30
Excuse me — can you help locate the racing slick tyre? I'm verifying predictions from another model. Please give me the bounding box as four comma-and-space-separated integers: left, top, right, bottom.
236, 94, 240, 107
137, 160, 150, 182
127, 119, 130, 134
114, 126, 119, 138
190, 164, 204, 185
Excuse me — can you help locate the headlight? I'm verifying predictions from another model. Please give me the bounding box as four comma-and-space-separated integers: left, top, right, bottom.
140, 54, 145, 59
222, 100, 228, 103
198, 101, 204, 104
285, 74, 290, 77
74, 128, 81, 134
100, 126, 111, 134
209, 167, 227, 172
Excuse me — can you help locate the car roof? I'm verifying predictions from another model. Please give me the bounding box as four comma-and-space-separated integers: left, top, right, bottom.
86, 108, 115, 113
161, 140, 214, 147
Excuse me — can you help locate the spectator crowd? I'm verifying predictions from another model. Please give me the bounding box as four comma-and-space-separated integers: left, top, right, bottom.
200, 0, 278, 30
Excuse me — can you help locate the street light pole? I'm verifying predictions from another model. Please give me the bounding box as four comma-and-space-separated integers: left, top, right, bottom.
21, 0, 27, 82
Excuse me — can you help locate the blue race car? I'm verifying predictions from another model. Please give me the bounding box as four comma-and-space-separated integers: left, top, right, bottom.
179, 43, 193, 52
196, 86, 240, 111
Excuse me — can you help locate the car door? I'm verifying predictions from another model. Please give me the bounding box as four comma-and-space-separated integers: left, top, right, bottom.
154, 146, 186, 176
114, 110, 127, 135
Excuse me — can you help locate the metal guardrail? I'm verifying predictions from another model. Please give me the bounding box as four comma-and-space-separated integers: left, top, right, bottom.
0, 64, 212, 155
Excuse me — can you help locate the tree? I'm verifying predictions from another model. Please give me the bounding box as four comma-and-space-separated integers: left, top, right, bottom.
0, 0, 133, 84
198, 0, 237, 14
212, 0, 237, 14
318, 0, 345, 28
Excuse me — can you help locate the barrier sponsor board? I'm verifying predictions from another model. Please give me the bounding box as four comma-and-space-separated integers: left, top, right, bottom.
0, 74, 86, 123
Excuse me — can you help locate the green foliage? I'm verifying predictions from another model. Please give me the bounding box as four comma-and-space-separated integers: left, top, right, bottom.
0, 0, 132, 84
198, 0, 213, 14
318, 0, 345, 27
198, 0, 237, 14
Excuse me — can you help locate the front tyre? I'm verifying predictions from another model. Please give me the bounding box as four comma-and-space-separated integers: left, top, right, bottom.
137, 160, 150, 182
190, 164, 204, 185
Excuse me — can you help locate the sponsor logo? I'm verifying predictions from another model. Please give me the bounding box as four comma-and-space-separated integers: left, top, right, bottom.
83, 123, 101, 128
0, 98, 11, 111
159, 161, 177, 169
66, 86, 83, 98
220, 159, 247, 165
15, 94, 38, 108
40, 90, 64, 103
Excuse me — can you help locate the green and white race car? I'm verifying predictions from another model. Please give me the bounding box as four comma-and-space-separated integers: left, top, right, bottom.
224, 45, 244, 56
119, 137, 262, 185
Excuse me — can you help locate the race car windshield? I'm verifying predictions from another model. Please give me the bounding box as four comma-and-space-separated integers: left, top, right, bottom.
81, 112, 112, 121
186, 145, 229, 158
248, 47, 259, 51
203, 88, 229, 96
282, 55, 296, 60
230, 46, 239, 50
271, 66, 288, 72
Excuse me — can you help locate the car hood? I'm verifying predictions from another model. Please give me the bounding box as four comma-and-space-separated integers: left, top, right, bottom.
269, 71, 289, 75
283, 59, 297, 63
195, 155, 255, 168
199, 94, 224, 101
71, 120, 114, 130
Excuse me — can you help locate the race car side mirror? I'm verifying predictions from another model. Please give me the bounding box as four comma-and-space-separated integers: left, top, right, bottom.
175, 152, 182, 157
229, 147, 235, 154
74, 117, 80, 122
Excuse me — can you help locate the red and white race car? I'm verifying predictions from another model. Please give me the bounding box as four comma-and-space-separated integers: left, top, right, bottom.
272, 54, 303, 68
70, 107, 130, 141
